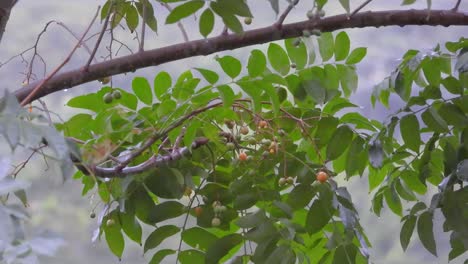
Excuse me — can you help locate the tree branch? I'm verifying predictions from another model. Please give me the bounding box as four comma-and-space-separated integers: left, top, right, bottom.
14, 9, 468, 104
0, 0, 18, 45
19, 7, 100, 106
452, 0, 462, 12
80, 137, 209, 178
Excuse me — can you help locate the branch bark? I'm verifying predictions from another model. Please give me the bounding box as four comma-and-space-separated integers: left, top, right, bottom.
78, 137, 209, 178
0, 0, 18, 45
14, 9, 468, 104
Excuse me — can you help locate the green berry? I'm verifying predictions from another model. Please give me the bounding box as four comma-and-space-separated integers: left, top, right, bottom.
303, 30, 312, 38
292, 38, 301, 47
214, 205, 223, 214
278, 177, 287, 186
103, 92, 113, 104
290, 63, 296, 69
306, 10, 315, 19
106, 219, 115, 227
244, 17, 252, 25
112, 90, 122, 100
226, 142, 235, 150
318, 9, 326, 17
311, 29, 322, 36
211, 217, 221, 227
90, 212, 96, 219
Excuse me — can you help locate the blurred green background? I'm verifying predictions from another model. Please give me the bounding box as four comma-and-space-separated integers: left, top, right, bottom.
1, 1, 467, 263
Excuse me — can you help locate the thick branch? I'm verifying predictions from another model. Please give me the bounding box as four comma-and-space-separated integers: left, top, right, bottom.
0, 0, 17, 45
14, 9, 468, 104
80, 137, 209, 178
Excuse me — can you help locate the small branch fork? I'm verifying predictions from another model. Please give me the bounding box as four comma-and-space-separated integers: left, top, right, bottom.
453, 0, 462, 12
275, 0, 300, 28
19, 7, 100, 106
84, 3, 113, 71
350, 0, 373, 18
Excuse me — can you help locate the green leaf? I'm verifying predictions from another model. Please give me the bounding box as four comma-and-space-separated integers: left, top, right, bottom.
166, 0, 204, 24
400, 114, 420, 152
346, 47, 367, 64
129, 187, 156, 224
285, 38, 307, 70
182, 227, 218, 251
199, 8, 214, 37
438, 103, 468, 128
417, 211, 437, 256
384, 183, 403, 216
317, 32, 334, 62
334, 32, 350, 61
144, 225, 180, 253
400, 170, 427, 194
217, 85, 235, 108
400, 215, 416, 251
315, 116, 339, 148
104, 213, 125, 259
247, 50, 266, 77
326, 125, 353, 160
183, 119, 201, 150
194, 68, 219, 84
268, 43, 290, 75
149, 249, 176, 264
262, 82, 280, 116
402, 0, 417, 5
337, 64, 358, 97
132, 77, 153, 105
421, 107, 449, 133
302, 79, 326, 104
233, 193, 258, 210
205, 234, 243, 264
265, 245, 296, 264
216, 0, 252, 17
333, 244, 357, 264
120, 211, 142, 244
306, 194, 335, 234
268, 0, 279, 14
346, 135, 367, 177
149, 201, 185, 223
179, 250, 205, 264
157, 99, 177, 118
154, 71, 172, 100
441, 76, 462, 95
338, 0, 350, 13
235, 210, 268, 228
136, 1, 158, 32
287, 184, 316, 210
125, 4, 139, 32
216, 55, 242, 79
146, 168, 185, 199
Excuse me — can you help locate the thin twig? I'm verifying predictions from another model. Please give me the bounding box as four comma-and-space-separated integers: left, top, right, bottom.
275, 0, 300, 28
452, 0, 462, 11
84, 3, 112, 71
161, 2, 189, 42
55, 21, 97, 64
350, 0, 373, 17
139, 3, 146, 52
20, 7, 100, 106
